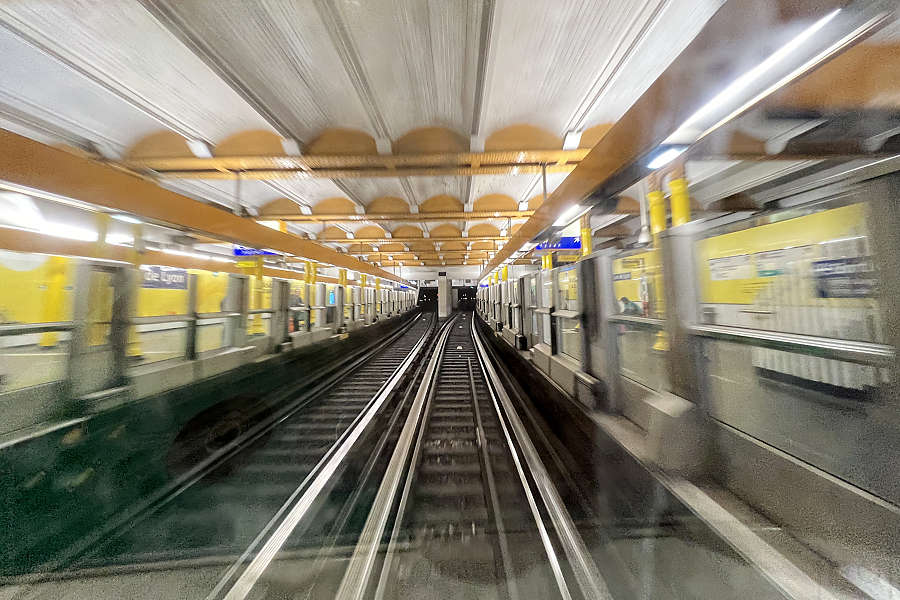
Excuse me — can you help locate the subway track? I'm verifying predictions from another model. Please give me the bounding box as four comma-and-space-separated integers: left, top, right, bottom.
334, 312, 607, 600
70, 313, 436, 571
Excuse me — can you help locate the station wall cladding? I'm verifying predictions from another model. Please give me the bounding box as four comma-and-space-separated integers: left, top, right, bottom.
0, 250, 274, 322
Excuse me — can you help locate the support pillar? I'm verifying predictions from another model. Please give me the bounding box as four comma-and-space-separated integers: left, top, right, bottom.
336, 268, 347, 331
38, 256, 69, 348
438, 272, 451, 318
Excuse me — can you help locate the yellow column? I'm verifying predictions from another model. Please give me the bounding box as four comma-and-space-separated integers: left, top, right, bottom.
580, 214, 592, 256
501, 265, 508, 281
360, 273, 367, 287
126, 223, 143, 358
668, 177, 691, 227
38, 256, 69, 348
248, 255, 265, 335
87, 213, 112, 346
305, 261, 317, 325
648, 189, 666, 247
375, 277, 381, 314
647, 184, 668, 350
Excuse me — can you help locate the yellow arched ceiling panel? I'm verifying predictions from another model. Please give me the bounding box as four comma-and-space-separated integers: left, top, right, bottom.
391, 225, 424, 238
407, 240, 433, 252
471, 241, 495, 250
348, 243, 374, 253
441, 241, 467, 251
305, 128, 377, 155
356, 224, 387, 239
430, 223, 462, 238
393, 126, 467, 154
468, 223, 500, 237
215, 129, 284, 156
473, 194, 516, 212
367, 196, 409, 214
420, 194, 463, 213
580, 123, 614, 148
378, 242, 406, 252
259, 197, 303, 216
313, 197, 357, 214
126, 130, 194, 159
485, 124, 561, 151
320, 225, 349, 240
527, 194, 545, 210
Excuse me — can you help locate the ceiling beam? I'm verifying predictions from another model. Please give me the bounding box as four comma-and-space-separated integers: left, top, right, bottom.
479, 0, 885, 278
0, 129, 411, 286
117, 149, 587, 180
326, 235, 505, 244
258, 210, 534, 223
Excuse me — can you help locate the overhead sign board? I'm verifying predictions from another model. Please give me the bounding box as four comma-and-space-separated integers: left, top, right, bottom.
233, 245, 277, 256
535, 236, 581, 255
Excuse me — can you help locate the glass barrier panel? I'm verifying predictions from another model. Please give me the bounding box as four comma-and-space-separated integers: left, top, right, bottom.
541, 273, 553, 345
0, 252, 76, 395
702, 337, 896, 504
612, 248, 664, 318
695, 202, 883, 343
556, 266, 578, 311
289, 280, 308, 332
558, 316, 582, 361
616, 323, 668, 392
196, 317, 227, 354
135, 322, 188, 364
134, 265, 189, 363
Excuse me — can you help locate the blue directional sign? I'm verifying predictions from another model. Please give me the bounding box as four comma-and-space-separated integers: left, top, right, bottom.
535, 236, 581, 253
233, 245, 277, 256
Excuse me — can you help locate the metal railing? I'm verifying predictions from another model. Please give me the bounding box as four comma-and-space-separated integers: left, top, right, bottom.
0, 321, 73, 337
608, 314, 666, 330
690, 323, 895, 367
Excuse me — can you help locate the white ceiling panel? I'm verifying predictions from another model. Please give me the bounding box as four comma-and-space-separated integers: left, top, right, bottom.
579, 0, 724, 127
271, 179, 353, 207
0, 0, 274, 142
482, 0, 665, 135
0, 27, 165, 152
163, 179, 280, 211
406, 176, 467, 205
336, 178, 409, 207
152, 0, 374, 141
335, 0, 482, 138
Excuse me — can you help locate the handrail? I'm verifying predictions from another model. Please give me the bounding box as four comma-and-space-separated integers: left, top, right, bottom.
690, 323, 895, 367
0, 321, 73, 336
196, 311, 240, 320
130, 314, 192, 325
608, 314, 666, 330
247, 308, 273, 315
472, 317, 612, 600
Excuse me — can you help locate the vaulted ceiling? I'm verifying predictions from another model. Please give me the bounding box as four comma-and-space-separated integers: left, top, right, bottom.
0, 0, 726, 270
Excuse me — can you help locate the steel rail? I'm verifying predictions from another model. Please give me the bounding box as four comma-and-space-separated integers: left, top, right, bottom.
472, 317, 613, 600
298, 319, 444, 599
211, 313, 436, 600
467, 356, 520, 600
334, 314, 458, 600
47, 313, 431, 579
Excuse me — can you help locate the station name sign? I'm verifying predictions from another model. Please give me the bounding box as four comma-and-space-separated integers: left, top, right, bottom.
142, 265, 188, 290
